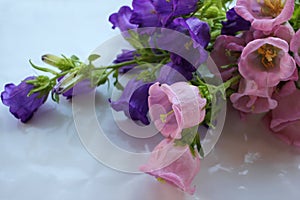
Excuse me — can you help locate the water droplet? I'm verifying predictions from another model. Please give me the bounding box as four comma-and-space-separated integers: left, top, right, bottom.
244, 152, 261, 164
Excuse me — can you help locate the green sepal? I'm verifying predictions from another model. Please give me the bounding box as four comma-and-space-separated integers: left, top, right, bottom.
51, 91, 60, 103
42, 54, 80, 71
29, 60, 59, 75
26, 76, 54, 99
112, 70, 124, 90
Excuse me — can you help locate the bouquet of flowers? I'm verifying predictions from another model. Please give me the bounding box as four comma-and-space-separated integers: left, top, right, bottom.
1, 0, 300, 195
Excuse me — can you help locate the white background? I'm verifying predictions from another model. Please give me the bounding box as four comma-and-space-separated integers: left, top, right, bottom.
1, 1, 300, 200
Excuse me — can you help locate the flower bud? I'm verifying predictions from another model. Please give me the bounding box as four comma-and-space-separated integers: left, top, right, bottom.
42, 54, 74, 71
203, 6, 220, 18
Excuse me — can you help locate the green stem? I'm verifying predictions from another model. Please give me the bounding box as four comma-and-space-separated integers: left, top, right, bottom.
94, 53, 169, 70
223, 75, 241, 89
97, 60, 137, 70
50, 71, 70, 82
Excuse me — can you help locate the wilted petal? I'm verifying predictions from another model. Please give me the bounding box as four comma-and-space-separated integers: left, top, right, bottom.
140, 138, 200, 194
230, 79, 277, 114
266, 81, 300, 147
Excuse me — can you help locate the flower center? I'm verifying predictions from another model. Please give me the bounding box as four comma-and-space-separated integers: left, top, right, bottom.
257, 44, 279, 69
260, 0, 285, 18
160, 110, 174, 123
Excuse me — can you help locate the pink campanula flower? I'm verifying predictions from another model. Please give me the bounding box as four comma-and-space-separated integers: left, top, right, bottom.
243, 23, 295, 44
211, 35, 245, 81
266, 81, 300, 147
148, 82, 206, 139
140, 138, 200, 194
272, 23, 295, 44
291, 29, 300, 66
230, 78, 277, 113
211, 35, 245, 68
238, 37, 296, 87
235, 0, 295, 32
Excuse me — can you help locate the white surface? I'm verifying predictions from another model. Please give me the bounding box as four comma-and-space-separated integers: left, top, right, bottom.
1, 1, 300, 200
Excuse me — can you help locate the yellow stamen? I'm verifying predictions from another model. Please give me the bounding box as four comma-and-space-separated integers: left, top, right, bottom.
160, 110, 174, 123
260, 0, 285, 18
257, 44, 279, 69
251, 105, 255, 112
184, 40, 193, 50
151, 10, 157, 14
157, 177, 166, 183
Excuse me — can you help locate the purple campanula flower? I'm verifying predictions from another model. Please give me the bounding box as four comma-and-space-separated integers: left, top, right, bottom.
171, 17, 211, 48
113, 49, 139, 73
110, 78, 144, 118
109, 6, 138, 32
114, 49, 137, 63
110, 0, 198, 30
152, 0, 198, 25
55, 76, 94, 100
110, 78, 153, 125
157, 64, 189, 85
169, 55, 196, 81
1, 76, 47, 123
129, 82, 153, 125
221, 7, 251, 36
130, 0, 161, 27
151, 23, 209, 79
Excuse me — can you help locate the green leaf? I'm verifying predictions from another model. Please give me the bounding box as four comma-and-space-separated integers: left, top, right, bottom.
88, 54, 101, 62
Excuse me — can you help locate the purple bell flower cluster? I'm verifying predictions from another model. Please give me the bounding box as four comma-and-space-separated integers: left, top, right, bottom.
109, 0, 211, 125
